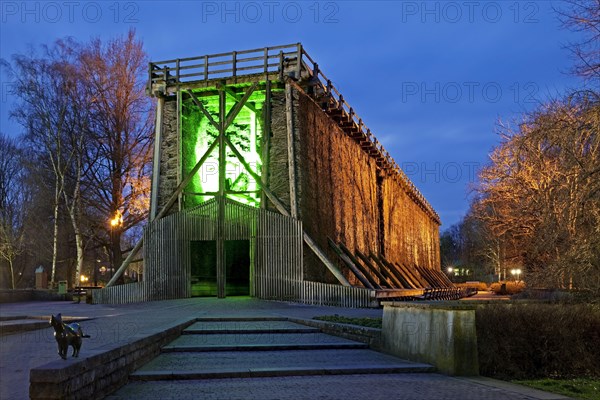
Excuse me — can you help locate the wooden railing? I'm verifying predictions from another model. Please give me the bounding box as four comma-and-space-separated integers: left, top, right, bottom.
148, 43, 439, 223
147, 43, 301, 91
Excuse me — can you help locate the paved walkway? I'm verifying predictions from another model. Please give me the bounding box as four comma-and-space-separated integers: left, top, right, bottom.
0, 298, 568, 399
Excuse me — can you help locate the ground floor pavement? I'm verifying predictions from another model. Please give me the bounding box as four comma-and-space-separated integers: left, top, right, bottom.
0, 297, 567, 399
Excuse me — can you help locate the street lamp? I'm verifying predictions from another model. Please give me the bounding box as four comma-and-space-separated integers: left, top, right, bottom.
109, 211, 123, 278
510, 268, 522, 282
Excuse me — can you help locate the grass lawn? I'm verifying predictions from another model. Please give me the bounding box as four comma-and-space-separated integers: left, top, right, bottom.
313, 315, 382, 329
514, 378, 600, 400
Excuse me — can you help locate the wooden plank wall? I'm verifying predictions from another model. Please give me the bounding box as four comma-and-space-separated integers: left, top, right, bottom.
381, 176, 441, 270
292, 87, 440, 285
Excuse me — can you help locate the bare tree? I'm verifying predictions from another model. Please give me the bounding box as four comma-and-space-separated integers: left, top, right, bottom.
78, 29, 153, 279
0, 133, 29, 288
555, 0, 600, 83
475, 94, 600, 290
7, 40, 89, 287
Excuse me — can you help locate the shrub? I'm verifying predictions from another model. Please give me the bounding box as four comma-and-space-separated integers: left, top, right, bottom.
456, 282, 488, 291
476, 303, 600, 380
490, 281, 526, 295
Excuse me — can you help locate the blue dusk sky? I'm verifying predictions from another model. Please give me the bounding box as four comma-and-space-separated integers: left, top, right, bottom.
0, 1, 585, 228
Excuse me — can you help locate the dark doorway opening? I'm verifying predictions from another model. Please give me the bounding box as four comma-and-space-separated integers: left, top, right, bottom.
190, 240, 250, 297
225, 240, 250, 296
190, 240, 217, 296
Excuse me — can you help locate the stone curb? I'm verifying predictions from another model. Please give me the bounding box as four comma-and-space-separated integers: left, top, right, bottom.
130, 364, 436, 381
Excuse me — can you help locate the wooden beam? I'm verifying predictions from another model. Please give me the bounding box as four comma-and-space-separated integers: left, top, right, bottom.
355, 249, 390, 288
328, 238, 372, 289
369, 253, 403, 289
260, 80, 271, 208
149, 96, 164, 220
187, 90, 220, 131
395, 262, 426, 288
219, 83, 259, 114
224, 82, 258, 130
285, 82, 298, 218
338, 243, 381, 289
380, 256, 413, 289
217, 90, 227, 299
304, 234, 350, 286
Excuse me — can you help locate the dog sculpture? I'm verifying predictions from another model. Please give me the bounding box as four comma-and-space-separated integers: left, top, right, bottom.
50, 313, 90, 359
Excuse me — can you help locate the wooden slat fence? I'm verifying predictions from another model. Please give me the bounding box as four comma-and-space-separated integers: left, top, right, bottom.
94, 197, 377, 307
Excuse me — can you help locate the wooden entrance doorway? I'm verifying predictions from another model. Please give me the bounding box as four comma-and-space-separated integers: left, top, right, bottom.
190, 240, 250, 297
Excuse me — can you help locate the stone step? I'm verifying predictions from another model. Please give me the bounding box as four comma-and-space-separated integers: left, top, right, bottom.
183, 320, 320, 335
131, 349, 434, 380
193, 317, 288, 322
163, 332, 368, 352
109, 373, 462, 400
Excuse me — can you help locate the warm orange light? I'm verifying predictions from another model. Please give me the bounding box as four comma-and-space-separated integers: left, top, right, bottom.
110, 211, 123, 227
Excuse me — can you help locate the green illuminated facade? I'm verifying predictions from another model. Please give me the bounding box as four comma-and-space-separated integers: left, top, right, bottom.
181, 86, 268, 208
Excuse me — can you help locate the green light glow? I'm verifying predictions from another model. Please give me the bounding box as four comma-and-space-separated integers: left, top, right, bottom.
182, 89, 263, 208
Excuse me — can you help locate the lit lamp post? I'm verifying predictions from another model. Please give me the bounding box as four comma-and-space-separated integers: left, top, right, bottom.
95, 259, 101, 286
109, 211, 123, 279
447, 267, 454, 283
510, 268, 522, 282
77, 274, 89, 303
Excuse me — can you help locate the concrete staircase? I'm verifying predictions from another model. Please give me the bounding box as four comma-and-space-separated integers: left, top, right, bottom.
107, 317, 435, 398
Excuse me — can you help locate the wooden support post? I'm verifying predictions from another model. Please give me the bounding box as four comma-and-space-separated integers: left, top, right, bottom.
261, 80, 272, 208
204, 55, 209, 81
278, 51, 284, 81
380, 256, 412, 290
285, 82, 298, 219
217, 89, 227, 298
355, 249, 390, 288
149, 96, 164, 220
328, 239, 371, 288
304, 235, 350, 286
176, 90, 182, 211
295, 43, 303, 79
370, 253, 403, 289
232, 51, 237, 82
147, 62, 153, 94
263, 47, 269, 79
338, 243, 381, 289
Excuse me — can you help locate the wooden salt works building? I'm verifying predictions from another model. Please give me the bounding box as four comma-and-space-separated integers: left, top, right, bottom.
93, 43, 458, 307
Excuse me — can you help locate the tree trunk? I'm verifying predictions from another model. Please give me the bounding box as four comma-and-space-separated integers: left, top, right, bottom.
50, 180, 61, 287
9, 258, 15, 289
111, 230, 124, 284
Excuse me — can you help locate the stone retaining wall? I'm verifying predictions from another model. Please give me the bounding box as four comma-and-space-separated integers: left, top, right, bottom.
288, 317, 382, 350
0, 289, 69, 303
29, 318, 194, 399
381, 302, 479, 376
